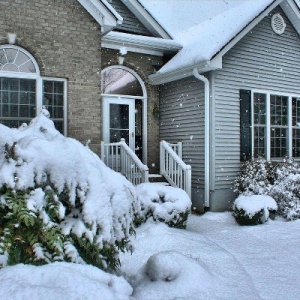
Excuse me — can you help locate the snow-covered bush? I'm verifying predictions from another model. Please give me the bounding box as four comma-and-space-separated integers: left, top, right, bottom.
135, 183, 191, 229
270, 158, 300, 220
233, 158, 275, 196
232, 195, 277, 225
0, 113, 137, 270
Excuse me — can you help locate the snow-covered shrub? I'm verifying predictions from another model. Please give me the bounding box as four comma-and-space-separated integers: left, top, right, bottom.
0, 113, 137, 270
233, 158, 275, 196
270, 158, 300, 220
135, 183, 191, 229
232, 195, 277, 225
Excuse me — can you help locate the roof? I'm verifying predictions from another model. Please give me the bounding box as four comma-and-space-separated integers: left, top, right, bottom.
138, 0, 300, 84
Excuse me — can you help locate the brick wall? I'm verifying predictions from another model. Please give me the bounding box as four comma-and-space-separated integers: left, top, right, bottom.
101, 48, 162, 172
0, 0, 102, 154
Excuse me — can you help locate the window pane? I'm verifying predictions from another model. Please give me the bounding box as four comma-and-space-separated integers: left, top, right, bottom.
110, 104, 129, 129
102, 68, 143, 96
254, 126, 265, 158
271, 127, 287, 158
270, 95, 288, 126
253, 93, 266, 158
292, 98, 300, 126
0, 49, 6, 65
253, 93, 266, 125
293, 129, 300, 158
5, 49, 17, 63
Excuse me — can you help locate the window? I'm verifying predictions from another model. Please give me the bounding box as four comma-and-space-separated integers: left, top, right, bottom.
252, 91, 300, 160
0, 45, 67, 134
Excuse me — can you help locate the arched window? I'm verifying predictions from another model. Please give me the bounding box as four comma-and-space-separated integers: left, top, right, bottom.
0, 46, 38, 73
101, 67, 144, 96
0, 45, 67, 134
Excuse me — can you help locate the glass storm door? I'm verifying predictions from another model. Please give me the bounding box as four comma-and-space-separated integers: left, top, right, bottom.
103, 97, 135, 150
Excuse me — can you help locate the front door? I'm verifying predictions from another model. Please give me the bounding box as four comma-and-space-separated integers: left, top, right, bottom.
103, 96, 136, 152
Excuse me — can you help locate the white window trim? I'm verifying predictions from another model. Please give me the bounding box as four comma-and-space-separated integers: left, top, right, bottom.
0, 45, 67, 135
251, 89, 300, 161
101, 65, 148, 164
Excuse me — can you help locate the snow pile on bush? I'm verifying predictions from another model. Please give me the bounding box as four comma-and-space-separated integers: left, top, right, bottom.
233, 195, 277, 225
135, 183, 191, 228
0, 113, 137, 270
0, 262, 133, 300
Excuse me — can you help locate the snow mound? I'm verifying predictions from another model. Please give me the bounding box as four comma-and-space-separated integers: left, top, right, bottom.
146, 251, 182, 282
0, 262, 133, 300
134, 250, 213, 299
136, 183, 191, 228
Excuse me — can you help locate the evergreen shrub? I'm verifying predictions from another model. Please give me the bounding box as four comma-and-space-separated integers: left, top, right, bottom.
0, 115, 136, 271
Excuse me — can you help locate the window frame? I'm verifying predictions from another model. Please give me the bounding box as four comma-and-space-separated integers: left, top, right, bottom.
251, 89, 300, 161
0, 45, 67, 135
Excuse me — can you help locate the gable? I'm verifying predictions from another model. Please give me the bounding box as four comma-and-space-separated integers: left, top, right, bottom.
108, 0, 153, 36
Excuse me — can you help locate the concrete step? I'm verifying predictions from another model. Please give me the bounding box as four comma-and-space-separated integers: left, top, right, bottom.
148, 174, 169, 185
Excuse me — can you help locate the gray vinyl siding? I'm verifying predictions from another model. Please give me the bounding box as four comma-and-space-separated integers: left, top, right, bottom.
212, 6, 300, 204
109, 0, 153, 36
160, 77, 205, 209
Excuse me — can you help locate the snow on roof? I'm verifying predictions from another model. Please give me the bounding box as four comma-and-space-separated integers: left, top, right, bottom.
139, 0, 275, 75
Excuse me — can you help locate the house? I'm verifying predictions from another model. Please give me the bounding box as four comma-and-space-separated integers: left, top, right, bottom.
1, 0, 300, 212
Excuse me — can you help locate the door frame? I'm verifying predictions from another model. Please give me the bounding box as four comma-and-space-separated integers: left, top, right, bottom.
102, 96, 135, 150
101, 66, 148, 164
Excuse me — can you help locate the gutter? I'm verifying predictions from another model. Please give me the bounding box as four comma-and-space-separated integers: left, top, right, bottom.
102, 31, 182, 56
192, 68, 210, 208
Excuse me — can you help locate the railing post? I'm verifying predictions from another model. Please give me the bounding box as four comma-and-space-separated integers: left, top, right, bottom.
186, 165, 192, 199
143, 167, 149, 183
178, 142, 182, 159
160, 141, 164, 175
120, 139, 125, 176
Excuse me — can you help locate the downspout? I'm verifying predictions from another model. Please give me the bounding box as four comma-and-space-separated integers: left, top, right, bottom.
192, 68, 210, 208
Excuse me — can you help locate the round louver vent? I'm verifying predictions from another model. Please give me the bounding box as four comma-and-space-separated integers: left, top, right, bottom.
271, 13, 286, 35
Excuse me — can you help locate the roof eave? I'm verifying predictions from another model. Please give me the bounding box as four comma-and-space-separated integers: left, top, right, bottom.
212, 0, 282, 61
149, 57, 222, 85
280, 0, 300, 36
77, 0, 123, 35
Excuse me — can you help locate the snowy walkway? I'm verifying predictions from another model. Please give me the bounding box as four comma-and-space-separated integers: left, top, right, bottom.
121, 212, 300, 300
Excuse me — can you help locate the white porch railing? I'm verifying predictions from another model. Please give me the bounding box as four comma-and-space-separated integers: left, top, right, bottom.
160, 140, 191, 198
101, 139, 149, 185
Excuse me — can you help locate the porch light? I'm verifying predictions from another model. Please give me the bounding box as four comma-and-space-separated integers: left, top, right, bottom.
118, 47, 127, 65
118, 55, 125, 65
7, 33, 17, 44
